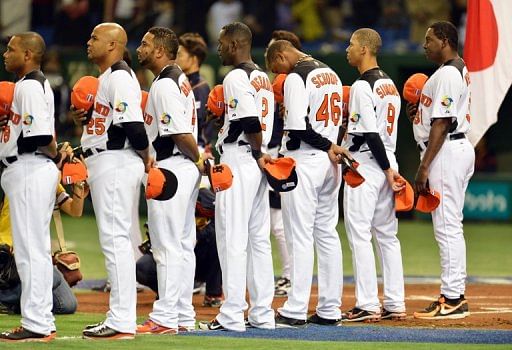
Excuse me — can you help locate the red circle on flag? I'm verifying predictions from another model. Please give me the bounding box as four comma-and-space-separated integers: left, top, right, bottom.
464, 0, 499, 72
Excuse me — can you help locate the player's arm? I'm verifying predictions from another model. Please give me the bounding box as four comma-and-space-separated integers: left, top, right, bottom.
109, 73, 154, 172
18, 82, 67, 168
224, 71, 268, 168
415, 68, 460, 193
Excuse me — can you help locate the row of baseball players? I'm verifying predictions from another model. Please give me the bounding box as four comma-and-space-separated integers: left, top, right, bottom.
0, 18, 473, 342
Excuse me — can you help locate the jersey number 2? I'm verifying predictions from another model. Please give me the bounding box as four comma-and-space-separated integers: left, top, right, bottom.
261, 97, 269, 131
386, 103, 396, 136
316, 93, 341, 127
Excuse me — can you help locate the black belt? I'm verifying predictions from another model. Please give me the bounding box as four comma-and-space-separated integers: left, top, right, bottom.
83, 148, 106, 158
0, 156, 18, 168
417, 133, 465, 151
219, 140, 250, 155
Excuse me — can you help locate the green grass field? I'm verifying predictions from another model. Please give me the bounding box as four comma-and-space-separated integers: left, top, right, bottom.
0, 313, 510, 350
57, 216, 512, 280
0, 217, 509, 349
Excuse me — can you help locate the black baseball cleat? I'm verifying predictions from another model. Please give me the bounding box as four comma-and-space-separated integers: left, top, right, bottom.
413, 295, 469, 320
82, 322, 135, 340
198, 318, 226, 331
341, 307, 381, 322
0, 327, 56, 343
275, 312, 307, 328
307, 313, 342, 326
381, 309, 407, 320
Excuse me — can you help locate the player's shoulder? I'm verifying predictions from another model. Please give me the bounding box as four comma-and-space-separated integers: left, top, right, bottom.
358, 67, 392, 90
156, 64, 183, 86
440, 57, 466, 78
290, 59, 329, 84
18, 70, 46, 90
224, 66, 251, 86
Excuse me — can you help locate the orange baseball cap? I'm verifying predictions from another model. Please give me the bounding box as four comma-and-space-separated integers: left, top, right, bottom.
146, 167, 178, 201
395, 177, 414, 212
403, 73, 428, 104
415, 189, 441, 213
272, 74, 287, 104
205, 160, 233, 192
61, 161, 88, 185
207, 85, 224, 118
0, 81, 15, 115
264, 157, 298, 192
340, 155, 365, 188
342, 85, 350, 119
71, 76, 99, 111
141, 90, 149, 112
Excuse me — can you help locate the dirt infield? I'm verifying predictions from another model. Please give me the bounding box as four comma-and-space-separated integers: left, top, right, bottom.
76, 284, 512, 330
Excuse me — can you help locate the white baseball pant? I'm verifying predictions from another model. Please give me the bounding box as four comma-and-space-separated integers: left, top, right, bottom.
343, 151, 405, 313
278, 150, 343, 321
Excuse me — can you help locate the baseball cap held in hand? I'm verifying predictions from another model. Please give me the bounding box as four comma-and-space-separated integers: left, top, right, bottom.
207, 85, 224, 118
71, 76, 99, 111
395, 177, 414, 212
62, 162, 88, 185
0, 81, 15, 115
403, 73, 428, 104
146, 168, 178, 201
272, 74, 287, 104
264, 157, 298, 192
415, 189, 441, 213
340, 155, 365, 188
205, 160, 233, 192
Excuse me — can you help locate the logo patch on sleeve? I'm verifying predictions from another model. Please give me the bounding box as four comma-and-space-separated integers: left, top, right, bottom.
349, 112, 360, 123
441, 96, 453, 108
115, 101, 128, 113
22, 114, 33, 126
160, 113, 171, 125
228, 97, 238, 109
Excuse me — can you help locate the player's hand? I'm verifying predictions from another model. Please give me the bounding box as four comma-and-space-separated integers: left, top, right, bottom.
328, 144, 352, 164
406, 102, 418, 123
385, 168, 406, 192
144, 156, 156, 173
54, 149, 69, 170
195, 153, 213, 175
414, 165, 429, 194
257, 153, 273, 170
58, 141, 74, 159
70, 106, 88, 125
0, 114, 9, 128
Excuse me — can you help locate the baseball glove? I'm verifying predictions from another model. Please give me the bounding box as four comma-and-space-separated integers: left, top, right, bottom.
52, 250, 83, 287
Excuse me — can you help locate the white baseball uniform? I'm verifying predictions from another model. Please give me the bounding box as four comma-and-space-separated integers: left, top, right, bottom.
278, 59, 343, 321
0, 71, 59, 335
143, 64, 201, 329
413, 57, 475, 299
215, 62, 275, 331
80, 60, 145, 333
341, 67, 405, 313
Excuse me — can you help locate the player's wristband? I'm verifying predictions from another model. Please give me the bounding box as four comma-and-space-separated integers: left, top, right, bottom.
51, 152, 63, 165
195, 155, 203, 166
251, 149, 262, 160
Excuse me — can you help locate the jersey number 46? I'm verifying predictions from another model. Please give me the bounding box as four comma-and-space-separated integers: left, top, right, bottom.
316, 92, 341, 127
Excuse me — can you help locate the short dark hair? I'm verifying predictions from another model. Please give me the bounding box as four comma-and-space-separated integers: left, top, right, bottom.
271, 30, 302, 50
179, 33, 208, 65
429, 21, 458, 50
266, 40, 294, 64
148, 26, 179, 59
16, 32, 46, 64
221, 22, 252, 45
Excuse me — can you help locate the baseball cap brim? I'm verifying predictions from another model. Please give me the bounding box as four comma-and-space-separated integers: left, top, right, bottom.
415, 190, 441, 213
395, 178, 414, 212
264, 157, 298, 192
340, 154, 365, 188
146, 167, 178, 201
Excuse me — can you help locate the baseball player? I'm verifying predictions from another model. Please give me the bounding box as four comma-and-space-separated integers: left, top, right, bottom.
176, 32, 211, 147
71, 23, 154, 340
0, 32, 68, 343
135, 26, 203, 334
265, 30, 302, 297
266, 40, 351, 327
408, 21, 474, 320
341, 28, 406, 322
199, 22, 275, 332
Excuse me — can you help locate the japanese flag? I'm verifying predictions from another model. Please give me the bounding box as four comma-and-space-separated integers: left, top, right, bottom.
464, 0, 512, 146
